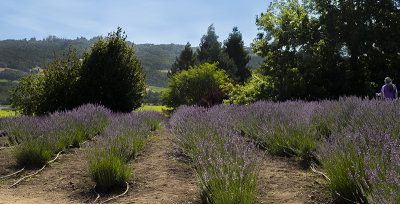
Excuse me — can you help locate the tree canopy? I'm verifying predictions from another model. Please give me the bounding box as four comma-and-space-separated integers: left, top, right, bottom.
253, 0, 400, 100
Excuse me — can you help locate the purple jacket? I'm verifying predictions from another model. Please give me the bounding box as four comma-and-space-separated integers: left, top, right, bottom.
381, 84, 398, 99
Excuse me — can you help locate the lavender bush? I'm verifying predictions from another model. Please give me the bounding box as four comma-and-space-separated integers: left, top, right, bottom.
317, 97, 400, 203
2, 104, 111, 167
232, 101, 320, 166
170, 105, 263, 204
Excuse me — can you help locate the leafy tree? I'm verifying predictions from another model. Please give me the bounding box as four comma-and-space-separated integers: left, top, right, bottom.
223, 27, 251, 83
9, 73, 44, 115
10, 46, 81, 115
253, 0, 400, 101
39, 47, 82, 114
161, 63, 230, 108
79, 27, 146, 112
169, 42, 196, 77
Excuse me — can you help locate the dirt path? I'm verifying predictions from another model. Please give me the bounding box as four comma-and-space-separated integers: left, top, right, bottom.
257, 157, 333, 204
119, 128, 200, 204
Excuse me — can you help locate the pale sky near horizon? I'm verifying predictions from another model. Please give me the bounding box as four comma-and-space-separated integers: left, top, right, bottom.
0, 0, 272, 46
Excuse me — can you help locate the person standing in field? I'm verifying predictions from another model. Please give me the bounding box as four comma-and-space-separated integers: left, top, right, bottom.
380, 77, 398, 99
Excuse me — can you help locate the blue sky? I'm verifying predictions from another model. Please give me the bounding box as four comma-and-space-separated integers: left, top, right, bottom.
0, 0, 271, 46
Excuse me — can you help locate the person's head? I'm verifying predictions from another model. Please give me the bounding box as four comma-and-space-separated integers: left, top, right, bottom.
385, 77, 392, 84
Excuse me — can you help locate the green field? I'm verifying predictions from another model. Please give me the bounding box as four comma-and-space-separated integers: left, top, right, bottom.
0, 109, 16, 117
148, 86, 167, 93
137, 105, 171, 113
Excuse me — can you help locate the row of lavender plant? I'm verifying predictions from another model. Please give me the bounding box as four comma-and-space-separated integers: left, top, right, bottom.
316, 98, 400, 203
87, 111, 164, 191
220, 97, 399, 203
170, 105, 263, 204
0, 104, 111, 167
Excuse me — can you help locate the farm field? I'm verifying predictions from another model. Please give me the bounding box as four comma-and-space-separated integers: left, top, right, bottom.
0, 103, 334, 203
0, 129, 330, 203
0, 107, 16, 118
3, 97, 398, 203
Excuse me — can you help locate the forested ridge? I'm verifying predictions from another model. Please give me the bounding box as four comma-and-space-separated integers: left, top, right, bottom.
0, 36, 262, 104
0, 37, 261, 85
0, 37, 183, 87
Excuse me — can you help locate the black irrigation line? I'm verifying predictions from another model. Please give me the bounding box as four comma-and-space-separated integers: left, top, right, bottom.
8, 150, 63, 189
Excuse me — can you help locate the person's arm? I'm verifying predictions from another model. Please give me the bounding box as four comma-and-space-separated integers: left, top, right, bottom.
380, 86, 385, 98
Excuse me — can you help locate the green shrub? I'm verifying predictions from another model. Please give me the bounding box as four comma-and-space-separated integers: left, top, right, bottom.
223, 71, 275, 105
161, 63, 230, 108
9, 74, 44, 116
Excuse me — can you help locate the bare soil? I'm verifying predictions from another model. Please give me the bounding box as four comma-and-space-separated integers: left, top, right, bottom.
0, 129, 332, 204
256, 157, 333, 204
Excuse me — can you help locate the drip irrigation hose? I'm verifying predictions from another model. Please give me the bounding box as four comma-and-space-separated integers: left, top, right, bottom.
310, 163, 330, 181
48, 151, 63, 164
93, 184, 100, 203
101, 182, 129, 203
8, 150, 63, 188
8, 164, 46, 189
310, 163, 358, 204
80, 134, 98, 147
0, 167, 25, 179
0, 146, 11, 150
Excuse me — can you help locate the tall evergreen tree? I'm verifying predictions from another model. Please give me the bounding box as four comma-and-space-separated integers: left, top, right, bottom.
197, 24, 221, 63
79, 27, 146, 112
223, 27, 251, 83
197, 24, 237, 80
168, 42, 195, 77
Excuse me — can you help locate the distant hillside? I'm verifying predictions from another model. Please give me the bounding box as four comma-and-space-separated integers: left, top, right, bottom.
0, 37, 185, 87
0, 37, 263, 104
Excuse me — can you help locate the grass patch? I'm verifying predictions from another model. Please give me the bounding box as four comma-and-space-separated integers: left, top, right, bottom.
148, 85, 167, 93
137, 105, 171, 113
0, 109, 16, 118
0, 106, 16, 117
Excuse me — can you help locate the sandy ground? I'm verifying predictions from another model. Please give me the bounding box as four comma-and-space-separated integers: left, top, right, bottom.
0, 129, 332, 204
